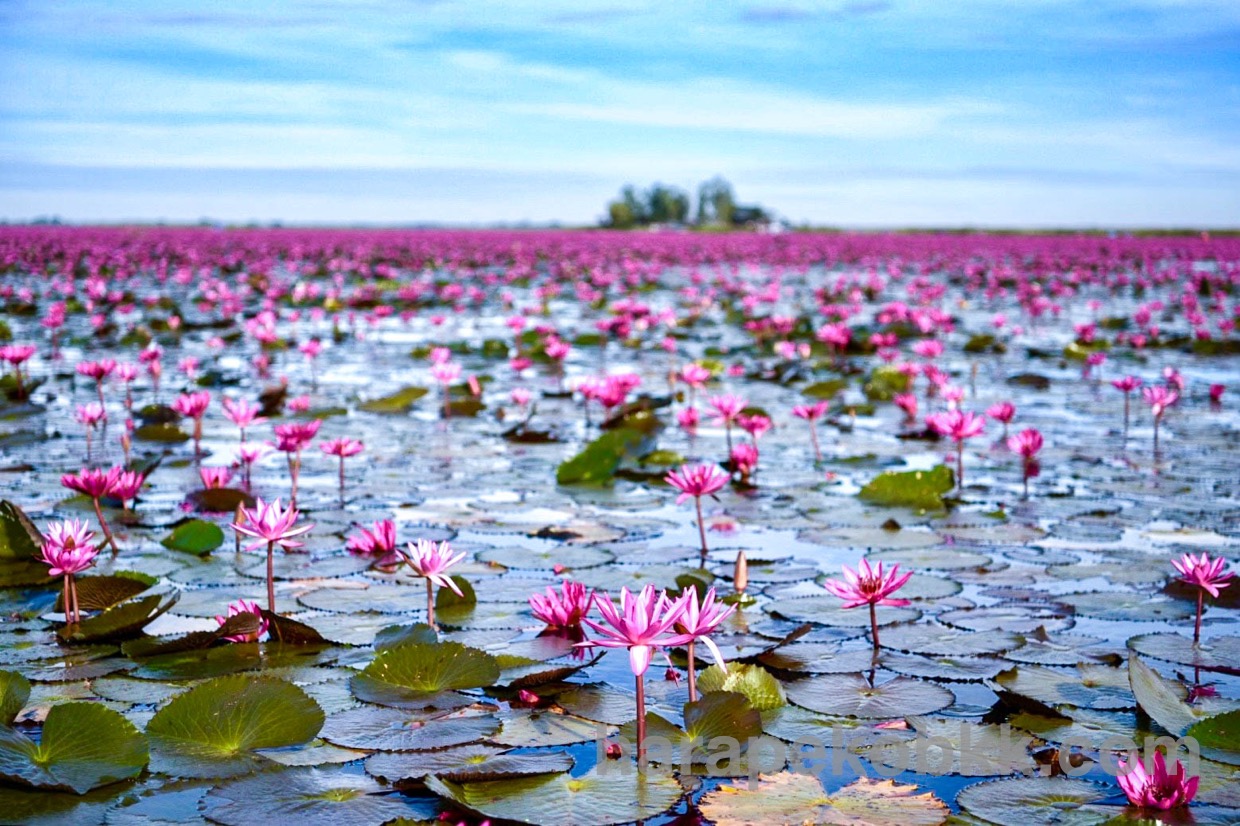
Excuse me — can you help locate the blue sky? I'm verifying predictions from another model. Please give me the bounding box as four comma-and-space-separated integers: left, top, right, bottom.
2, 1, 1238, 227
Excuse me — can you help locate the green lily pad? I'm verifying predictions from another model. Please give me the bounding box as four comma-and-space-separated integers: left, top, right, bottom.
1, 669, 30, 723
425, 767, 682, 826
955, 777, 1111, 826
475, 545, 614, 570
992, 664, 1133, 711
134, 423, 190, 443
57, 587, 180, 644
366, 744, 574, 783
882, 653, 1008, 682
1187, 710, 1240, 754
859, 466, 954, 511
160, 520, 225, 556
319, 706, 497, 751
493, 709, 605, 747
701, 774, 948, 826
555, 425, 658, 486
373, 622, 438, 653
129, 641, 334, 681
1128, 655, 1206, 735
877, 624, 1023, 656
1054, 591, 1193, 622
697, 663, 786, 710
785, 675, 954, 719
1126, 633, 1240, 671
0, 702, 147, 793
863, 366, 912, 401
202, 768, 425, 826
358, 385, 429, 414
350, 642, 500, 708
188, 488, 254, 513
619, 692, 764, 773
802, 378, 849, 400
859, 716, 1037, 777
146, 675, 325, 778
1009, 709, 1142, 750
56, 573, 156, 612
0, 500, 42, 559
0, 784, 120, 826
0, 558, 53, 587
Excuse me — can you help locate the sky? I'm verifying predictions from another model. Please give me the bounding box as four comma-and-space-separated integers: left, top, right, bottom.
1, 0, 1239, 228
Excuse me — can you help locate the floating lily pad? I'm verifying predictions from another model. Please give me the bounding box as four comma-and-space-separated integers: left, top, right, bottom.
56, 573, 156, 612
697, 663, 786, 710
1, 669, 31, 723
1187, 710, 1240, 755
202, 768, 424, 826
1054, 591, 1193, 622
1126, 633, 1240, 672
366, 744, 574, 783
955, 777, 1111, 826
475, 545, 614, 570
145, 675, 325, 778
858, 466, 954, 511
700, 774, 948, 826
129, 641, 334, 681
0, 500, 42, 558
493, 709, 605, 747
320, 706, 497, 751
868, 547, 992, 570
860, 716, 1037, 777
555, 425, 658, 486
992, 664, 1133, 711
1009, 708, 1142, 750
1127, 655, 1204, 735
57, 587, 180, 644
877, 624, 1023, 656
358, 385, 429, 414
350, 642, 500, 708
0, 701, 147, 793
160, 520, 225, 555
883, 653, 1008, 682
785, 675, 954, 719
187, 488, 254, 513
134, 423, 190, 443
425, 767, 682, 826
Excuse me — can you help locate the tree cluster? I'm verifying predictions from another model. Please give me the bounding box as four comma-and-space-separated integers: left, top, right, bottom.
602, 176, 772, 229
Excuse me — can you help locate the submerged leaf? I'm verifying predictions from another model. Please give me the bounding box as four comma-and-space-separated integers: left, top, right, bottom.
0, 702, 147, 793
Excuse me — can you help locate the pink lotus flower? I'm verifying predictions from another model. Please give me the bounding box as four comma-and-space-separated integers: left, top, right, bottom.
893, 392, 918, 421
215, 599, 269, 643
912, 339, 944, 359
580, 585, 692, 677
399, 539, 467, 629
286, 395, 311, 413
529, 580, 593, 629
173, 391, 211, 455
1172, 551, 1234, 643
676, 406, 700, 430
321, 437, 364, 502
679, 363, 711, 388
670, 585, 736, 700
199, 466, 233, 489
1113, 375, 1143, 437
1142, 385, 1178, 451
347, 519, 399, 562
232, 497, 314, 613
927, 409, 986, 490
793, 400, 829, 461
986, 402, 1015, 436
222, 397, 266, 439
736, 413, 772, 442
510, 388, 532, 407
824, 558, 913, 655
1209, 383, 1224, 404
1008, 428, 1043, 496
1115, 751, 1198, 811
39, 519, 97, 577
707, 393, 748, 452
111, 470, 144, 510
273, 419, 322, 504
730, 443, 759, 482
63, 466, 122, 553
39, 518, 98, 624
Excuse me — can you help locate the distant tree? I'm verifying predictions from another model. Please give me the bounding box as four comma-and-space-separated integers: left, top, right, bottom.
608, 200, 639, 229
697, 176, 736, 226
646, 184, 691, 225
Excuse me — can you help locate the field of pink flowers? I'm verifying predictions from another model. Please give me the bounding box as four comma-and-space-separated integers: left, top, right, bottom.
0, 226, 1236, 825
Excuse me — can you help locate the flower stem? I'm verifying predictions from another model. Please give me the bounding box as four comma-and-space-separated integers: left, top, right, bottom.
635, 673, 647, 764
687, 640, 697, 703
1194, 590, 1203, 644
426, 578, 436, 630
266, 540, 276, 613
809, 423, 822, 462
93, 497, 119, 555
62, 576, 71, 625
338, 456, 346, 504
69, 574, 80, 624
869, 601, 881, 658
956, 442, 964, 491
694, 496, 708, 562
1122, 395, 1130, 440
